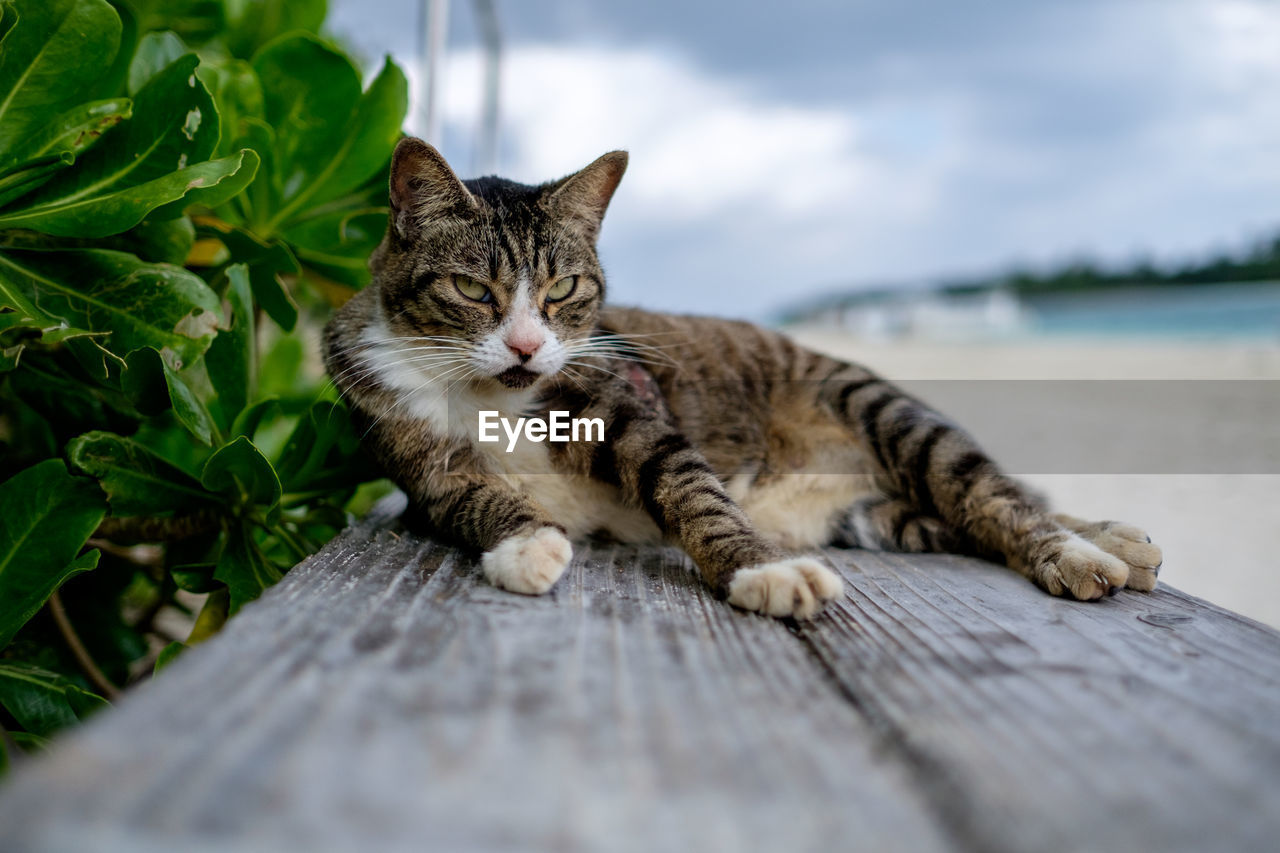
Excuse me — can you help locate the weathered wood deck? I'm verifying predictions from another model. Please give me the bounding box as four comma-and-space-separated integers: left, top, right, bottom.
3, 493, 1280, 852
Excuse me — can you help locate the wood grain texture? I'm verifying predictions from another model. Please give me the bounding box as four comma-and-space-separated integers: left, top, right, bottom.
2, 494, 1279, 852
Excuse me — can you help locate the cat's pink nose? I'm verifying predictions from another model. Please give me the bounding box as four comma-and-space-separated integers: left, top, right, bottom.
506, 334, 544, 363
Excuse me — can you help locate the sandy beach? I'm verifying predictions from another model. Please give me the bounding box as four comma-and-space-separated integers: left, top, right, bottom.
785, 327, 1280, 628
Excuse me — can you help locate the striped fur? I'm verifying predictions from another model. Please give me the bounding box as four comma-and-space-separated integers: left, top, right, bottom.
324, 139, 1162, 619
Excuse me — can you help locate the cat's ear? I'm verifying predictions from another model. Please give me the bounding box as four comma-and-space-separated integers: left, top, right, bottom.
389, 137, 477, 238
547, 151, 628, 240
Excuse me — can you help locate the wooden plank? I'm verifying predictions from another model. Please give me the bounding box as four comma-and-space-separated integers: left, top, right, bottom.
796, 547, 1280, 853
3, 494, 1279, 852
0, 496, 952, 853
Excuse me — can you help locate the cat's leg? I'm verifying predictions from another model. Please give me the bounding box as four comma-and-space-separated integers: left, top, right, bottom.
820, 366, 1161, 599
367, 421, 572, 595
554, 389, 843, 618
430, 478, 572, 594
622, 425, 844, 618
430, 478, 571, 595
832, 494, 967, 553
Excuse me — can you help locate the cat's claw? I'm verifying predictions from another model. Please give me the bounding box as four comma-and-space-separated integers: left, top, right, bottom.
727, 557, 843, 619
482, 527, 572, 595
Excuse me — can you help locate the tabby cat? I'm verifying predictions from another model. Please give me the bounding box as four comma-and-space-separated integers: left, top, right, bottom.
323, 138, 1163, 619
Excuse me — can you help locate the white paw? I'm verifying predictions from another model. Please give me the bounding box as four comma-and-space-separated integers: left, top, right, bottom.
481, 527, 572, 595
727, 557, 844, 619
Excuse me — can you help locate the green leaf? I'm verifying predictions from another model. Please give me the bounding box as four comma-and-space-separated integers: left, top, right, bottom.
153, 640, 186, 672
0, 247, 220, 368
4, 354, 139, 437
136, 149, 263, 224
0, 662, 108, 737
252, 34, 361, 224
116, 345, 168, 413
170, 563, 219, 593
0, 97, 133, 206
0, 49, 263, 237
226, 0, 326, 60
201, 435, 281, 511
205, 262, 254, 423
0, 147, 260, 238
130, 0, 226, 47
121, 346, 218, 444
66, 431, 218, 516
127, 30, 189, 96
0, 382, 58, 469
164, 359, 218, 443
230, 396, 279, 440
275, 400, 363, 493
0, 299, 104, 372
0, 459, 107, 649
286, 207, 386, 287
255, 330, 304, 401
94, 0, 136, 99
214, 521, 282, 613
0, 98, 133, 172
0, 152, 73, 208
0, 0, 122, 163
266, 56, 406, 231
200, 219, 298, 329
196, 57, 263, 161
111, 215, 195, 265
186, 585, 228, 643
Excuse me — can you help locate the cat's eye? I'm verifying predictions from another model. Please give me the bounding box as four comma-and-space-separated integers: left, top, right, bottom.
546, 276, 577, 303
453, 274, 492, 303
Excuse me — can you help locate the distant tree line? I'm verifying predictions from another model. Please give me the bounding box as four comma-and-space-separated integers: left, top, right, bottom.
778, 230, 1280, 323
943, 232, 1280, 295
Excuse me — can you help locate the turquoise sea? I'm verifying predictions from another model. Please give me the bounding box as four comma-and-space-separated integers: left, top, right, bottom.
1024, 281, 1280, 339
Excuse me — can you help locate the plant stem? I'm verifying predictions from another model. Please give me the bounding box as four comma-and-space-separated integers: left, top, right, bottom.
48, 591, 120, 701
94, 511, 221, 544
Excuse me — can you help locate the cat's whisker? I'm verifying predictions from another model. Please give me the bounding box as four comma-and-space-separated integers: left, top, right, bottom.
329, 353, 476, 390
335, 351, 475, 400
564, 344, 678, 370
341, 335, 475, 351
567, 334, 683, 362
567, 341, 677, 362
563, 359, 629, 383
329, 350, 473, 378
557, 366, 591, 395
362, 362, 477, 438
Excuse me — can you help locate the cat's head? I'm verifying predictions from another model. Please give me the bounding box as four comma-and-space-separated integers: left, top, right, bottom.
371, 137, 627, 391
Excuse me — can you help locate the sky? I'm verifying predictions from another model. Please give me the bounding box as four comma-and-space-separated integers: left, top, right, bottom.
327, 0, 1280, 320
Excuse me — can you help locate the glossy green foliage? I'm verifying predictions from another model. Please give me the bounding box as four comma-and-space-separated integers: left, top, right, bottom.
0, 0, 401, 757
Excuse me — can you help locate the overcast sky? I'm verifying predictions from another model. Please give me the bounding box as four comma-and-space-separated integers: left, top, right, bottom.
328, 0, 1280, 319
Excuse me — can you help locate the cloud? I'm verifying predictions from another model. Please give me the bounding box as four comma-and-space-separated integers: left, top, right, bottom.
433, 46, 874, 219
399, 44, 950, 316
368, 0, 1280, 318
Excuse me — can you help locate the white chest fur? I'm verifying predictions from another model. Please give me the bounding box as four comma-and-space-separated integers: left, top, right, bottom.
360, 316, 660, 543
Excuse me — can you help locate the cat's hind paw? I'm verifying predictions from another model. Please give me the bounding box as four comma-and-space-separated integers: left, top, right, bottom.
727, 557, 843, 619
481, 527, 572, 595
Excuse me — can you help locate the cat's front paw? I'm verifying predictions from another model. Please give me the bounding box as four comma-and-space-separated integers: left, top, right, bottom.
727, 557, 843, 619
1031, 535, 1132, 600
1053, 515, 1163, 592
481, 527, 572, 595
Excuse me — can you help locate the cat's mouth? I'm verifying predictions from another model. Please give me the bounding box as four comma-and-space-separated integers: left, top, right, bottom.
494, 366, 542, 389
